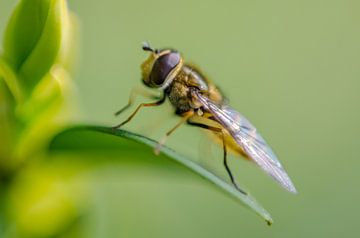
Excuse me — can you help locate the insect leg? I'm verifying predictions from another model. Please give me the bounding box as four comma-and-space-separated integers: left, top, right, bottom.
154, 111, 194, 155
112, 95, 166, 130
187, 118, 247, 195
114, 86, 162, 116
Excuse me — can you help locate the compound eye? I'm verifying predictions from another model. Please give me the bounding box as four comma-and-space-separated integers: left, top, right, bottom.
150, 52, 180, 86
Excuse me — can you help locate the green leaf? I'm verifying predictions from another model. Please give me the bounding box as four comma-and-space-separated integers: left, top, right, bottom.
49, 125, 274, 225
0, 57, 23, 103
3, 0, 68, 91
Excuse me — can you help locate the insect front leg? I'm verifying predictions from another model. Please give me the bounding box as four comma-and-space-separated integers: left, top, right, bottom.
154, 111, 194, 155
112, 94, 166, 130
114, 86, 162, 116
187, 117, 248, 195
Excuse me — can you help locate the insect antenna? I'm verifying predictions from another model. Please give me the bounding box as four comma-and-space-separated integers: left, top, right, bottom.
142, 41, 160, 54
142, 41, 154, 52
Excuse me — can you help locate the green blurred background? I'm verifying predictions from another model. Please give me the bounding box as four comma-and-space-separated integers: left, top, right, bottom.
1, 0, 360, 237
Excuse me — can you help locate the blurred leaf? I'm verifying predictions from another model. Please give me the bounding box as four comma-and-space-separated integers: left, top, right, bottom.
7, 167, 79, 237
0, 57, 23, 103
13, 66, 76, 164
0, 0, 78, 167
0, 81, 13, 169
49, 125, 274, 224
2, 0, 69, 91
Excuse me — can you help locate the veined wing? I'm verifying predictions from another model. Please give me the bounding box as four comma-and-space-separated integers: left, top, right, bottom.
193, 91, 297, 193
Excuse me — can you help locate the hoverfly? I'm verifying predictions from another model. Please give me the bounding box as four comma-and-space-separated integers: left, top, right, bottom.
113, 42, 297, 194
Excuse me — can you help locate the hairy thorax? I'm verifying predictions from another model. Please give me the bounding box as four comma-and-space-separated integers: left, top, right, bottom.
166, 65, 223, 115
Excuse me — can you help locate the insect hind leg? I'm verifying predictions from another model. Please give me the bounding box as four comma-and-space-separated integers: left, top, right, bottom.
187, 118, 248, 195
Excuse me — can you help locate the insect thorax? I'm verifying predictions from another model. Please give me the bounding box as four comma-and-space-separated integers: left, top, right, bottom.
166, 65, 214, 115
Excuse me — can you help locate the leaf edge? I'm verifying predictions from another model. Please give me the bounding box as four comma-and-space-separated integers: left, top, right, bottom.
49, 125, 274, 225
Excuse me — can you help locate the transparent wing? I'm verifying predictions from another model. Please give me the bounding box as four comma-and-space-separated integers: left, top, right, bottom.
193, 91, 297, 193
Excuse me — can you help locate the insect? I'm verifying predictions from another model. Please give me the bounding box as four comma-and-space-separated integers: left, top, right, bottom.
113, 42, 297, 194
